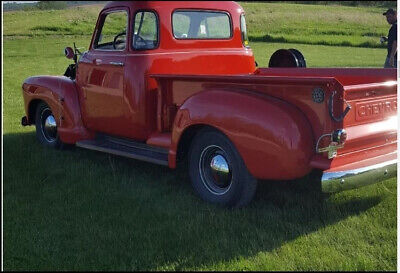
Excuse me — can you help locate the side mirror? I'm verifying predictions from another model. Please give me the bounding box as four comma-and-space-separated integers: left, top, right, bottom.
64, 47, 74, 59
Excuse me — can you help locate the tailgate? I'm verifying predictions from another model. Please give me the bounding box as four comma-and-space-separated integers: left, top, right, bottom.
329, 79, 397, 170
339, 81, 397, 154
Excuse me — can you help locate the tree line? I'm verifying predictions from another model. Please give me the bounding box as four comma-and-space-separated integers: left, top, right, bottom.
243, 1, 396, 8
4, 1, 107, 11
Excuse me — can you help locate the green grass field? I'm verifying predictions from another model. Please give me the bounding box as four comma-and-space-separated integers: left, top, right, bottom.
3, 2, 392, 48
241, 2, 391, 48
3, 2, 397, 271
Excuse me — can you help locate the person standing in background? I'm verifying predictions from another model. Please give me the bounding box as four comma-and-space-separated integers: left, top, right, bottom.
381, 8, 397, 68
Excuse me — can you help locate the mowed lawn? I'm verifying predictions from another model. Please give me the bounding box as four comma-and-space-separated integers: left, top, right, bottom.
3, 2, 397, 271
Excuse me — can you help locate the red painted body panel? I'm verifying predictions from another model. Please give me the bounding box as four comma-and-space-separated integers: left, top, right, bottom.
255, 67, 396, 85
21, 1, 397, 182
169, 89, 314, 179
22, 76, 94, 143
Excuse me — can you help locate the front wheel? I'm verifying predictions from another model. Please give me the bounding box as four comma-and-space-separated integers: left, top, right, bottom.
35, 102, 63, 149
188, 129, 257, 208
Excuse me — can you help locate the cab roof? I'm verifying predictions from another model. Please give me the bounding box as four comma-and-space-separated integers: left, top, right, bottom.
103, 1, 244, 13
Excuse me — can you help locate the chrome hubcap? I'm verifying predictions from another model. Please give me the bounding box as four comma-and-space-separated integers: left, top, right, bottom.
41, 108, 57, 142
210, 155, 231, 186
199, 145, 232, 195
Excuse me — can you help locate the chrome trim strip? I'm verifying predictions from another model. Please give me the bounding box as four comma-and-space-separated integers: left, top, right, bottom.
126, 50, 252, 56
321, 159, 397, 193
109, 61, 124, 66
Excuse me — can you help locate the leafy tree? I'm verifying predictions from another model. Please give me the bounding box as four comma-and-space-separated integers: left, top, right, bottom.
35, 1, 68, 10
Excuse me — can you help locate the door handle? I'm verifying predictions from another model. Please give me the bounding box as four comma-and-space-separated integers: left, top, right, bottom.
109, 61, 124, 67
93, 59, 102, 65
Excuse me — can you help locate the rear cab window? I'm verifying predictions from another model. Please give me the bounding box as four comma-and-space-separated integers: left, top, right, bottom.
172, 10, 232, 39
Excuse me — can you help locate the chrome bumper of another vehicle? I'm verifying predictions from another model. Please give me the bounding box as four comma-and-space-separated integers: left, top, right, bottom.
321, 159, 397, 193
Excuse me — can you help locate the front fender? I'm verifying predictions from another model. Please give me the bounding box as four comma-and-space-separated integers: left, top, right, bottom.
22, 75, 93, 144
171, 89, 314, 180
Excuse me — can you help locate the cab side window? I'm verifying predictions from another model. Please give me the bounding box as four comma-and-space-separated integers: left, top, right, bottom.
94, 11, 127, 50
132, 11, 158, 50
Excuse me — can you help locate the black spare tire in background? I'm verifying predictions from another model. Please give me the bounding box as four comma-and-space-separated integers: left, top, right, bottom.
268, 48, 307, 68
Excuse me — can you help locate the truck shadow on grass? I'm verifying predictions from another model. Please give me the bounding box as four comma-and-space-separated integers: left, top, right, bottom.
4, 132, 389, 270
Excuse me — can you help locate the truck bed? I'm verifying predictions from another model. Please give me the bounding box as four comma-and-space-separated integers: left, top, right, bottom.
151, 67, 397, 173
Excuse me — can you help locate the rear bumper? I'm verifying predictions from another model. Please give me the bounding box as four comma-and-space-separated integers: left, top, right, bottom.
321, 159, 397, 193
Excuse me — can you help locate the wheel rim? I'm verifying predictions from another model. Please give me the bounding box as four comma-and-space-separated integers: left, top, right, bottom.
199, 145, 233, 195
41, 107, 57, 142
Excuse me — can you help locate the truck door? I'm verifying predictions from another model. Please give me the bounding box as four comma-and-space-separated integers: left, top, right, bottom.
77, 8, 130, 136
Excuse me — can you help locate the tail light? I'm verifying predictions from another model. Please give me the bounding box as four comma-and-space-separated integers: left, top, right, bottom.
332, 129, 347, 144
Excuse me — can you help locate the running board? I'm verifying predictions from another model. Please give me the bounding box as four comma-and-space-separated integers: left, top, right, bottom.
76, 134, 169, 166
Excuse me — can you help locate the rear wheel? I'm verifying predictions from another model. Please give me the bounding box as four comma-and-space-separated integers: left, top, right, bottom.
35, 101, 63, 149
188, 128, 257, 208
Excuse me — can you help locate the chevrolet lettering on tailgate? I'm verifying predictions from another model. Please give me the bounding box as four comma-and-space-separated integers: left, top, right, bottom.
356, 98, 397, 121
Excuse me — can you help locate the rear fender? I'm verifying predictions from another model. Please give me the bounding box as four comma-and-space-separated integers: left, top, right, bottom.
171, 89, 314, 180
22, 76, 93, 143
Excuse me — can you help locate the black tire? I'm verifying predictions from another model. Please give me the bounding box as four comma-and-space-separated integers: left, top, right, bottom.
35, 101, 63, 149
288, 48, 307, 67
188, 128, 258, 208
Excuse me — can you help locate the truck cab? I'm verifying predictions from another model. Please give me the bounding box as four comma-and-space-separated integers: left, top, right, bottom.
76, 1, 255, 140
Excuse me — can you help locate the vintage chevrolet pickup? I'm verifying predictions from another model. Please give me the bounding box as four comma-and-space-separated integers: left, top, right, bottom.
21, 1, 397, 207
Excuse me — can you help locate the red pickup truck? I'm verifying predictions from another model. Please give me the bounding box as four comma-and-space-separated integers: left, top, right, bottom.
21, 1, 397, 207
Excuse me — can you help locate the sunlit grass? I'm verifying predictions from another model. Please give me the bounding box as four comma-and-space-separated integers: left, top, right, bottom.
241, 2, 390, 48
